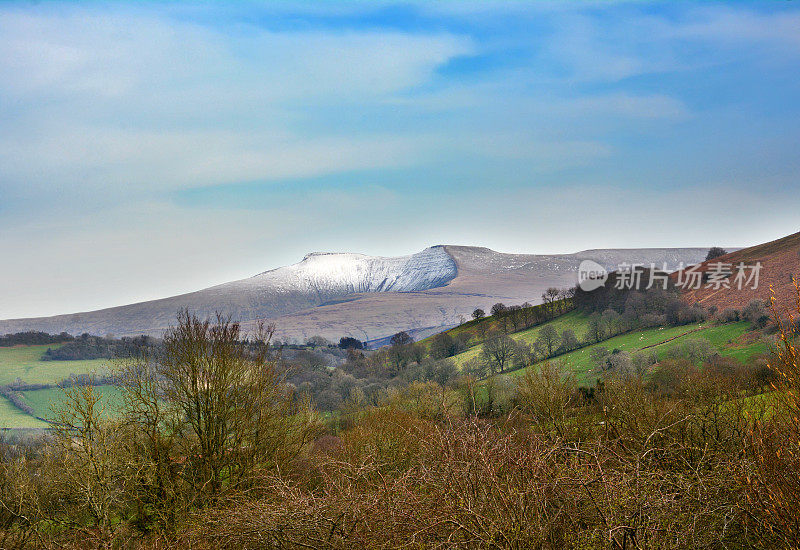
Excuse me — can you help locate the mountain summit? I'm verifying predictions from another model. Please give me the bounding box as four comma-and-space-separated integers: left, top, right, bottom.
252, 246, 457, 294
0, 245, 711, 342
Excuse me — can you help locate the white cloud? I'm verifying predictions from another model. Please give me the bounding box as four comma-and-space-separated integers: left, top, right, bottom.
673, 7, 800, 52
0, 124, 440, 191
0, 10, 472, 100
0, 6, 472, 193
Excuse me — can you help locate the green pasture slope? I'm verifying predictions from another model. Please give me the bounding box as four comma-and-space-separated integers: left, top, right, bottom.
449, 310, 771, 385
0, 395, 47, 428
0, 344, 111, 428
510, 320, 770, 385
0, 344, 108, 386
450, 310, 590, 367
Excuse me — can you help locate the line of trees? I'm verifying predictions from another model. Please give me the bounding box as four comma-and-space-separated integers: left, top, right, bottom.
42, 333, 157, 361
470, 324, 581, 376
0, 386, 35, 416
0, 331, 73, 347
481, 290, 573, 334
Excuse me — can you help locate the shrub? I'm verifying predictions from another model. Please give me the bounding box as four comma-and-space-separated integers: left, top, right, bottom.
746, 280, 800, 546
719, 307, 741, 323
429, 332, 458, 359
665, 337, 716, 363
742, 299, 770, 329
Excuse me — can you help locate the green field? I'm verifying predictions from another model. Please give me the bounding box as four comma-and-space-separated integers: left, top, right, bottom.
0, 344, 109, 385
449, 310, 772, 385
21, 385, 125, 422
451, 310, 590, 367
0, 344, 113, 428
0, 395, 48, 428
510, 320, 770, 384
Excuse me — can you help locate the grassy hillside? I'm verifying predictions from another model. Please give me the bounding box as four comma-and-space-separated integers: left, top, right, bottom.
510, 320, 769, 385
448, 304, 771, 385
450, 310, 589, 367
0, 344, 108, 385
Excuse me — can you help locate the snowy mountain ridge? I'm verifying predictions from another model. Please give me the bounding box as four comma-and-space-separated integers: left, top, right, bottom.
0, 244, 713, 341
246, 246, 457, 294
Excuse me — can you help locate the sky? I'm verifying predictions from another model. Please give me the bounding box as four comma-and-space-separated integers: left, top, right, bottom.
1, 1, 799, 319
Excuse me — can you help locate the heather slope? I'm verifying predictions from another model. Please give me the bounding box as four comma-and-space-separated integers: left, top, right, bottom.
676, 231, 800, 312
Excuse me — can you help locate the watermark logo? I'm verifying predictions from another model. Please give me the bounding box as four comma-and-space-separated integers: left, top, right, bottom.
576, 260, 762, 292
578, 260, 608, 291
675, 261, 761, 291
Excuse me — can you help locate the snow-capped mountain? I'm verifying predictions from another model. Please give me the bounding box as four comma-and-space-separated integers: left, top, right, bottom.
246, 246, 457, 294
0, 244, 712, 342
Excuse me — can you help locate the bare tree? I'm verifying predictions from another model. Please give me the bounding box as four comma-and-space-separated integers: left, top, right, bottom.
541, 288, 560, 317
306, 335, 329, 348
520, 302, 535, 327
49, 382, 129, 541
507, 305, 523, 332
601, 308, 622, 336
390, 331, 414, 347
429, 332, 458, 359
587, 312, 606, 343
481, 334, 516, 373
152, 311, 319, 504
514, 361, 576, 438
560, 329, 580, 352
536, 325, 559, 358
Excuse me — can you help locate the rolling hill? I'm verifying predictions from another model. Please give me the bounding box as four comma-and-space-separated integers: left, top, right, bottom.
444, 308, 769, 386
0, 245, 711, 343
676, 231, 800, 313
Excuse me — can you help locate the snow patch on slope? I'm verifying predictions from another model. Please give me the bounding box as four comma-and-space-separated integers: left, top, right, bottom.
246, 246, 457, 294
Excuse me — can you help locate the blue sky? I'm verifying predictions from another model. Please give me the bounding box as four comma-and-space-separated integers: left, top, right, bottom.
1, 1, 799, 318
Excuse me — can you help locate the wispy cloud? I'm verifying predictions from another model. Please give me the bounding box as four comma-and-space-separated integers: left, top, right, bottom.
0, 7, 472, 194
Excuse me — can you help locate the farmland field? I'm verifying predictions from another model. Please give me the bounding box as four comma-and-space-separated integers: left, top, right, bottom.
0, 344, 114, 428
0, 395, 47, 428
0, 344, 109, 385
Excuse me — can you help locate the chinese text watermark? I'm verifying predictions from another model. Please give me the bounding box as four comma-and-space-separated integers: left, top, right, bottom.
577, 261, 761, 292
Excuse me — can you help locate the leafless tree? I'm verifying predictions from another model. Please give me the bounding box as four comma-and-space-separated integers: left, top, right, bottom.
481, 333, 516, 373
536, 325, 559, 357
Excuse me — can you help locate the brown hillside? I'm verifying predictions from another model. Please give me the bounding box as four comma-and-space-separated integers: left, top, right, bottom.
675, 231, 800, 313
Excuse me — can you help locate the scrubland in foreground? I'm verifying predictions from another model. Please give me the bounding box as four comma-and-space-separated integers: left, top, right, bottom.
1, 283, 799, 549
